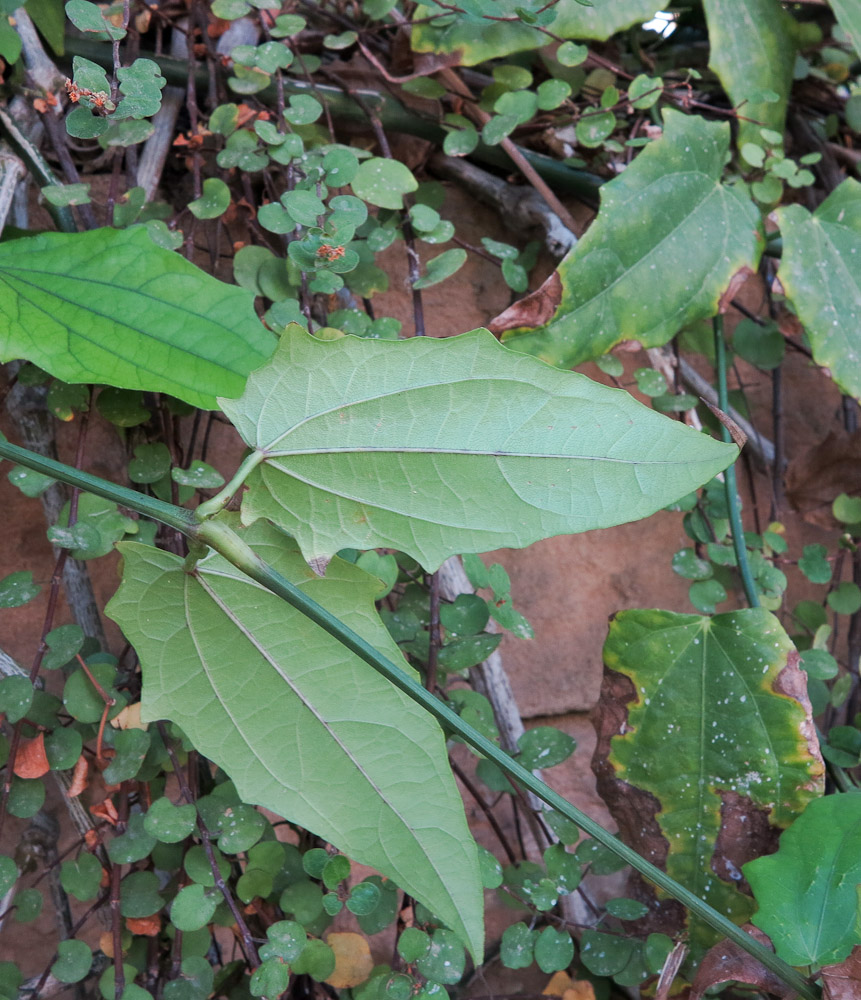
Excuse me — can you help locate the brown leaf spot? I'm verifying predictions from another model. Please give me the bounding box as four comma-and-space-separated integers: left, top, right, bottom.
14, 733, 49, 779
711, 791, 777, 892
689, 924, 796, 999
488, 272, 562, 335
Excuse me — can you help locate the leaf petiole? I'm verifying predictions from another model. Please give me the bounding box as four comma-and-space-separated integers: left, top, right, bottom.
195, 449, 265, 522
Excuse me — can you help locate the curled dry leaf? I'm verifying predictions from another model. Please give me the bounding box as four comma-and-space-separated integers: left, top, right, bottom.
786, 430, 861, 528
487, 272, 563, 335
126, 914, 161, 937
689, 924, 797, 999
700, 397, 748, 451
13, 732, 49, 779
325, 932, 374, 989
823, 945, 861, 1000
90, 797, 119, 826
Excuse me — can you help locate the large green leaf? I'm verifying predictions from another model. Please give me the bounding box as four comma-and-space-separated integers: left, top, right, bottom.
703, 0, 796, 147
745, 794, 861, 967
105, 521, 484, 958
0, 227, 274, 408
220, 325, 736, 571
595, 609, 824, 954
830, 0, 861, 57
502, 112, 763, 369
411, 0, 657, 65
776, 179, 861, 402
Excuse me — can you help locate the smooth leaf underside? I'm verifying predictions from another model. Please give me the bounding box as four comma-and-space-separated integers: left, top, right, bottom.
105, 522, 484, 958
501, 111, 764, 368
745, 793, 861, 967
220, 325, 737, 571
702, 0, 796, 147
411, 0, 657, 65
0, 227, 274, 408
596, 609, 823, 952
777, 179, 861, 402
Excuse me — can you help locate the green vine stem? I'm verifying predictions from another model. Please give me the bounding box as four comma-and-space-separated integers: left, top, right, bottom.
713, 316, 761, 609
0, 435, 818, 1000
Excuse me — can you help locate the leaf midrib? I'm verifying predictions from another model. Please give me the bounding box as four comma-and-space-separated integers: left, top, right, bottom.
0, 268, 254, 374
191, 566, 460, 910
557, 174, 740, 329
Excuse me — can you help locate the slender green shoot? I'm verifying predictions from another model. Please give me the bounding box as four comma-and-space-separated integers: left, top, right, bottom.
713, 316, 761, 609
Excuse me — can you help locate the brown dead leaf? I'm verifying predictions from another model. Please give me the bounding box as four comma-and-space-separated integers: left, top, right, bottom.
68, 754, 89, 797
785, 430, 861, 528
689, 925, 797, 999
91, 797, 119, 826
126, 914, 161, 937
823, 945, 861, 999
700, 398, 748, 451
14, 733, 49, 779
100, 930, 115, 959
110, 702, 146, 731
543, 971, 595, 999
488, 272, 563, 335
325, 933, 374, 989
718, 266, 756, 314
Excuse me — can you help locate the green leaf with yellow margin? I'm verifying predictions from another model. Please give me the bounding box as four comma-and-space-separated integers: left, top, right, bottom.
0, 227, 274, 409
776, 179, 861, 402
595, 608, 824, 955
220, 324, 737, 572
411, 0, 658, 66
702, 0, 797, 147
501, 112, 763, 369
105, 520, 484, 959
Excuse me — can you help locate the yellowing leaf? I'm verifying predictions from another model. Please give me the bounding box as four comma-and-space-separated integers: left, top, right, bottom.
325, 932, 374, 988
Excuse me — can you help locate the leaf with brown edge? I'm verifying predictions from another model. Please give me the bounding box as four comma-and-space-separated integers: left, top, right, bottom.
488, 272, 562, 336
14, 733, 49, 778
690, 924, 796, 1000
592, 609, 824, 956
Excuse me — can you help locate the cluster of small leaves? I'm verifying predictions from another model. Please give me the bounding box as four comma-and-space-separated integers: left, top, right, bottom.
787, 493, 861, 735
669, 477, 788, 614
